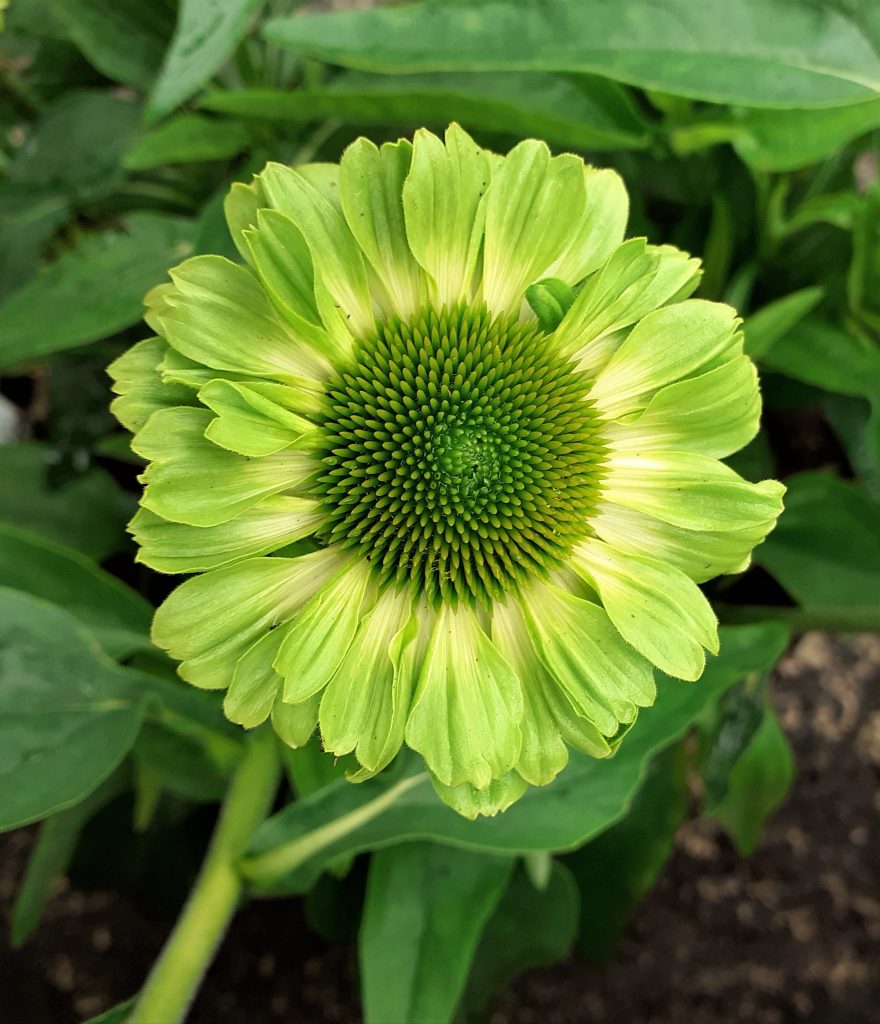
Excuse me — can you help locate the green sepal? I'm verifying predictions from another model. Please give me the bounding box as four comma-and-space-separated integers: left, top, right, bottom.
525, 277, 575, 332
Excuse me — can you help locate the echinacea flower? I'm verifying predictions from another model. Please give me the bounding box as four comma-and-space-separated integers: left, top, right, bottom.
109, 125, 784, 818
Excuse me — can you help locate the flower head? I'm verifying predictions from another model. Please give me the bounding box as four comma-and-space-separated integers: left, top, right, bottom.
110, 125, 784, 817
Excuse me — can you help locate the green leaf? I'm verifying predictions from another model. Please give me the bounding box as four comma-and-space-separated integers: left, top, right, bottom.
743, 287, 825, 359
264, 0, 880, 108
700, 680, 766, 807
0, 183, 69, 298
124, 113, 250, 170
760, 316, 880, 398
0, 523, 152, 658
565, 745, 688, 963
50, 0, 174, 89
0, 213, 194, 368
202, 71, 651, 151
756, 471, 880, 610
708, 704, 794, 854
0, 589, 146, 831
243, 623, 789, 893
458, 862, 579, 1021
147, 0, 267, 122
11, 771, 126, 947
0, 443, 132, 560
5, 90, 142, 205
133, 722, 230, 803
729, 98, 880, 171
82, 998, 138, 1024
359, 842, 514, 1024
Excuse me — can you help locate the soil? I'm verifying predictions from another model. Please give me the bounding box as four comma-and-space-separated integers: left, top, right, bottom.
2, 631, 879, 1024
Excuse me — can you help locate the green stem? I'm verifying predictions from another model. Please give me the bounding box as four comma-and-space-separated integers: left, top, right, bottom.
241, 772, 427, 886
716, 603, 880, 633
129, 728, 280, 1024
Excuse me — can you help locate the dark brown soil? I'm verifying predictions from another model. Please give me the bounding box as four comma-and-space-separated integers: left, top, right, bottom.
2, 632, 879, 1024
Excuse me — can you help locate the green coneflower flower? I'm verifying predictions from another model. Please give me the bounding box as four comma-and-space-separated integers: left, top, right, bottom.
109, 125, 784, 818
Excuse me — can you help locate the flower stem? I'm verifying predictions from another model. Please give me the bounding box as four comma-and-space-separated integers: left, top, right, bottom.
716, 603, 880, 633
129, 727, 280, 1024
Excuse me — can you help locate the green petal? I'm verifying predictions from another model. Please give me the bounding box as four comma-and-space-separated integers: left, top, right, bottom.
144, 282, 176, 334
402, 124, 491, 306
573, 539, 719, 681
258, 162, 377, 337
589, 300, 740, 418
108, 337, 195, 433
152, 551, 339, 689
271, 690, 320, 749
590, 501, 771, 583
555, 240, 701, 360
604, 451, 786, 533
481, 141, 586, 315
340, 137, 422, 318
130, 496, 322, 574
606, 355, 761, 459
491, 601, 571, 785
405, 605, 522, 790
544, 165, 629, 284
244, 209, 345, 361
134, 407, 313, 527
275, 559, 372, 704
319, 588, 415, 773
224, 627, 286, 728
223, 178, 265, 262
158, 256, 330, 383
199, 378, 317, 457
432, 771, 528, 819
522, 582, 655, 737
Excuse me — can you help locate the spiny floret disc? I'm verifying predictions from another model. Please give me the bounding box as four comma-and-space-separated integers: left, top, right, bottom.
314, 303, 606, 604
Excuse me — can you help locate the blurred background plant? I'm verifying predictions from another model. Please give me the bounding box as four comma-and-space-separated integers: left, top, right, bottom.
0, 2, 878, 1023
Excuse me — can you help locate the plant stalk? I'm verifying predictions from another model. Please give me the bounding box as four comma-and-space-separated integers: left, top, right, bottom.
128, 727, 280, 1024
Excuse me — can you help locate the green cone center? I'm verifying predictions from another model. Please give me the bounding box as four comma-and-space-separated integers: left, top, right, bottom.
314, 304, 606, 604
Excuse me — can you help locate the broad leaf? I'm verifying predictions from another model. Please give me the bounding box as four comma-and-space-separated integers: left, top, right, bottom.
243, 623, 789, 893
4, 89, 141, 203
359, 842, 514, 1024
566, 745, 689, 963
147, 0, 267, 122
760, 316, 880, 399
0, 443, 132, 560
757, 471, 880, 610
0, 213, 194, 368
458, 862, 580, 1021
744, 287, 825, 360
708, 704, 794, 854
125, 113, 250, 170
264, 0, 880, 108
0, 589, 146, 830
202, 71, 651, 151
50, 0, 174, 89
0, 523, 152, 657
